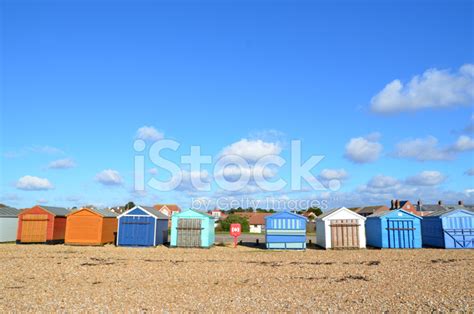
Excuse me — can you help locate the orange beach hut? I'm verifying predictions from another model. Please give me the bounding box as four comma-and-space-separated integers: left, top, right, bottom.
65, 208, 117, 245
17, 205, 70, 244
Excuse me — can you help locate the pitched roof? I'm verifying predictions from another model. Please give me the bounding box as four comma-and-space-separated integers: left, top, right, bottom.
418, 204, 445, 212
235, 212, 272, 225
265, 211, 308, 221
0, 206, 19, 217
427, 207, 474, 217
357, 205, 389, 215
139, 206, 169, 219
369, 208, 421, 219
70, 207, 118, 218
316, 206, 366, 220
39, 206, 70, 216
154, 204, 181, 213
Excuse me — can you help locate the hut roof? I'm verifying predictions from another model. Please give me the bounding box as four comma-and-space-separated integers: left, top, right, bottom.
427, 207, 474, 217
265, 211, 308, 221
69, 207, 118, 218
369, 208, 421, 219
0, 206, 19, 217
39, 206, 70, 216
357, 205, 388, 215
138, 205, 169, 219
317, 207, 365, 220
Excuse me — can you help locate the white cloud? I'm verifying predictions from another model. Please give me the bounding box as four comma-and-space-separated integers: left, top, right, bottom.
95, 169, 123, 186
221, 139, 282, 161
367, 175, 399, 189
47, 158, 76, 169
16, 175, 54, 191
163, 169, 211, 192
465, 168, 474, 176
37, 199, 49, 204
452, 135, 474, 152
393, 136, 453, 161
371, 64, 474, 114
135, 126, 164, 141
319, 168, 348, 181
405, 171, 446, 186
344, 134, 383, 163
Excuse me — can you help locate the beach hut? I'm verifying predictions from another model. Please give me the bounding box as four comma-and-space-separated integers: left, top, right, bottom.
316, 207, 366, 249
265, 211, 308, 249
17, 205, 69, 244
0, 207, 19, 242
170, 209, 215, 248
421, 208, 473, 249
65, 208, 118, 245
117, 205, 169, 247
366, 209, 422, 249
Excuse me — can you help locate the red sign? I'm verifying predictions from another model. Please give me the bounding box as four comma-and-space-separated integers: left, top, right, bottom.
230, 223, 241, 237
230, 223, 241, 247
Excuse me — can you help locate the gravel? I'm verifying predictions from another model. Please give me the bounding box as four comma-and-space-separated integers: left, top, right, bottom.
0, 244, 472, 312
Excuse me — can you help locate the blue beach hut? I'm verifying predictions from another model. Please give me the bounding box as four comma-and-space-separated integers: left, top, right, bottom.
170, 209, 215, 248
422, 208, 473, 249
366, 209, 422, 249
117, 205, 169, 247
265, 212, 308, 249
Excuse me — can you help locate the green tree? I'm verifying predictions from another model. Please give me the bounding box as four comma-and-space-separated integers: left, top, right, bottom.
306, 206, 322, 216
124, 201, 136, 211
220, 214, 249, 232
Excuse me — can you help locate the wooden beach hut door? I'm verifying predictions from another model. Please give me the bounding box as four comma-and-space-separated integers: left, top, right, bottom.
177, 218, 202, 247
330, 219, 359, 248
21, 214, 48, 242
119, 216, 155, 246
386, 219, 414, 248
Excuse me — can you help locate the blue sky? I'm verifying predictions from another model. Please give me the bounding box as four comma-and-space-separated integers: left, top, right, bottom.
1, 0, 473, 210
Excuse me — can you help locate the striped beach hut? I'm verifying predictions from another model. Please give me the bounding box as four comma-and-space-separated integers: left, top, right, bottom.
316, 207, 366, 249
0, 207, 19, 242
171, 209, 215, 248
65, 208, 118, 245
366, 209, 422, 249
117, 205, 169, 247
17, 205, 70, 244
265, 212, 307, 249
421, 207, 473, 249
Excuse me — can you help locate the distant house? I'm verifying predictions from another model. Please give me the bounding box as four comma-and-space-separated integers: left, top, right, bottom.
355, 205, 389, 217
415, 201, 446, 217
154, 204, 181, 217
442, 200, 474, 212
390, 200, 419, 216
154, 204, 181, 227
235, 212, 272, 233
209, 209, 223, 219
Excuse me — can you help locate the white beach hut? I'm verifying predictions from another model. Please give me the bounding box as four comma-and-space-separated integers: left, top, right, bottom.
316, 207, 366, 249
0, 207, 19, 242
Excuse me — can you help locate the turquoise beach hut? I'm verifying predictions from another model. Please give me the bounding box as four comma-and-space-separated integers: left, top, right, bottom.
170, 209, 215, 248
